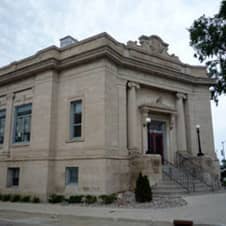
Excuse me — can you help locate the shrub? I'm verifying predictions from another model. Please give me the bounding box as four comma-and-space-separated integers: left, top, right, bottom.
135, 172, 152, 203
11, 194, 21, 202
2, 194, 11, 202
0, 194, 2, 201
85, 195, 97, 204
21, 196, 31, 202
32, 197, 40, 203
99, 194, 117, 204
68, 195, 84, 203
223, 178, 226, 187
48, 194, 64, 203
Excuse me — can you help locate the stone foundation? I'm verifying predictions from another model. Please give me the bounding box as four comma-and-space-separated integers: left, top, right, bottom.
129, 154, 162, 189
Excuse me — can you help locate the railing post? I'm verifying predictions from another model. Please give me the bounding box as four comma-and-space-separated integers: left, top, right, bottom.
193, 178, 195, 192
169, 167, 172, 178
187, 175, 190, 193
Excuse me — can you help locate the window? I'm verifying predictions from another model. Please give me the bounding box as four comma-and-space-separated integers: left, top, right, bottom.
7, 168, 20, 187
0, 109, 6, 145
13, 103, 32, 143
65, 167, 79, 185
70, 100, 82, 139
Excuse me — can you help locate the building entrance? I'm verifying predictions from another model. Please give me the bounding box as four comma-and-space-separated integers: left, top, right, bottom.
146, 120, 166, 163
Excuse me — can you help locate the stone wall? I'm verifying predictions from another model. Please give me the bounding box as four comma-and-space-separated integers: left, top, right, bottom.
130, 154, 162, 189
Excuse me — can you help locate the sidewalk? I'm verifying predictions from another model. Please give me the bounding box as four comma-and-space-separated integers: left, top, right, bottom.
0, 192, 225, 225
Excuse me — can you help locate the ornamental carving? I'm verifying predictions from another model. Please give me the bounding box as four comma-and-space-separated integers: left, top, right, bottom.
127, 35, 180, 61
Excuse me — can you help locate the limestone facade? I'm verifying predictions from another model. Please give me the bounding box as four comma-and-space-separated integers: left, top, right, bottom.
0, 33, 218, 200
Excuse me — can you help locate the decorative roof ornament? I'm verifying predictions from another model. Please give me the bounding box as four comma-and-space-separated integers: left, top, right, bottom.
139, 35, 168, 55
127, 35, 180, 62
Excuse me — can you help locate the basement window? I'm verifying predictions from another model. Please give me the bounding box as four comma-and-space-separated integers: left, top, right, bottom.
65, 167, 79, 185
7, 168, 20, 187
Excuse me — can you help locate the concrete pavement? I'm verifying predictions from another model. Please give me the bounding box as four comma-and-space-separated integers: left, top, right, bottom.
0, 192, 225, 225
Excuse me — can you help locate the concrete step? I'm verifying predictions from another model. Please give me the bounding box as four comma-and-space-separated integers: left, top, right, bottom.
152, 172, 214, 196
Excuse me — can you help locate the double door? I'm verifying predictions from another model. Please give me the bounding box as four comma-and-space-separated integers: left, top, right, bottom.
147, 120, 165, 163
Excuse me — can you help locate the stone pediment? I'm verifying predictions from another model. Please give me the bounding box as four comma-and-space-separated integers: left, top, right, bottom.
139, 103, 176, 115
127, 35, 180, 62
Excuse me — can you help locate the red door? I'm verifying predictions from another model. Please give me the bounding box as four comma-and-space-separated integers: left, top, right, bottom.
147, 128, 164, 163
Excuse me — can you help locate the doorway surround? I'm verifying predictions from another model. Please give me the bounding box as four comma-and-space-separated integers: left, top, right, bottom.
140, 104, 177, 163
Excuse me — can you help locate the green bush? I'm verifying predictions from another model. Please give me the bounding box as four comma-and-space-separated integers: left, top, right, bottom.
85, 195, 97, 204
48, 194, 65, 203
0, 194, 2, 201
32, 197, 40, 203
11, 194, 21, 202
68, 195, 84, 203
21, 196, 31, 202
2, 194, 11, 202
135, 173, 152, 203
99, 194, 117, 204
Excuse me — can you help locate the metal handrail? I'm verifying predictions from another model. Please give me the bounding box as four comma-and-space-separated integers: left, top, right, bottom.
176, 152, 219, 191
163, 159, 195, 192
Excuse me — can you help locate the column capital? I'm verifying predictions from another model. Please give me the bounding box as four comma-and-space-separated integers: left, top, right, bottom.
6, 93, 15, 100
128, 81, 140, 89
176, 92, 186, 100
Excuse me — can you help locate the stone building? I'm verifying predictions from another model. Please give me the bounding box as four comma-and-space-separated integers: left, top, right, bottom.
0, 33, 219, 200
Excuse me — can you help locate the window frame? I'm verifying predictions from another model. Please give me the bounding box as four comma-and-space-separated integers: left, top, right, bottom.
65, 167, 79, 186
66, 96, 85, 143
12, 103, 32, 145
70, 100, 82, 139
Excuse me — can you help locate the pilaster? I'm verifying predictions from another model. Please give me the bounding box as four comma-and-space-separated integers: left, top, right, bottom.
4, 93, 14, 154
127, 82, 140, 151
176, 92, 187, 151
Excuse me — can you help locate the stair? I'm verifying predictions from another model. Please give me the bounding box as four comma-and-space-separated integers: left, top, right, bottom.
152, 174, 187, 197
152, 164, 213, 197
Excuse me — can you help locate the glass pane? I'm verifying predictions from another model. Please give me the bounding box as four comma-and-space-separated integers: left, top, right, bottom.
0, 109, 6, 118
0, 110, 6, 144
67, 167, 78, 184
16, 104, 32, 116
15, 118, 23, 142
73, 113, 81, 124
150, 121, 163, 132
73, 125, 81, 138
8, 168, 19, 187
75, 102, 81, 113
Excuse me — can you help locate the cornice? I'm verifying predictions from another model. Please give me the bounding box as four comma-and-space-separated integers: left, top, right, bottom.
0, 32, 215, 87
0, 58, 58, 86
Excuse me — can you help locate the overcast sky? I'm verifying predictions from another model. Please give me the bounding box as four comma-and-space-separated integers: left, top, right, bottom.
0, 0, 225, 160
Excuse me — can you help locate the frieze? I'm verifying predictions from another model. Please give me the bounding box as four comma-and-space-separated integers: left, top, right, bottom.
0, 32, 213, 87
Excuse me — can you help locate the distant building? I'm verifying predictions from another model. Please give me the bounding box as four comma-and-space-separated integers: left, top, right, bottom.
0, 33, 220, 200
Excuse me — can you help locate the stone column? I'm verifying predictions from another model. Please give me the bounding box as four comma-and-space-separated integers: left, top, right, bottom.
176, 93, 187, 151
4, 93, 14, 153
127, 82, 140, 151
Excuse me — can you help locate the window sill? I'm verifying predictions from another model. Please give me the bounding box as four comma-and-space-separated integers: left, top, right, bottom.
7, 185, 19, 189
65, 138, 84, 143
66, 183, 78, 187
11, 143, 30, 148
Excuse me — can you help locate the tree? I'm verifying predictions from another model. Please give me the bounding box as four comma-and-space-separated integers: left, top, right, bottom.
189, 0, 226, 104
